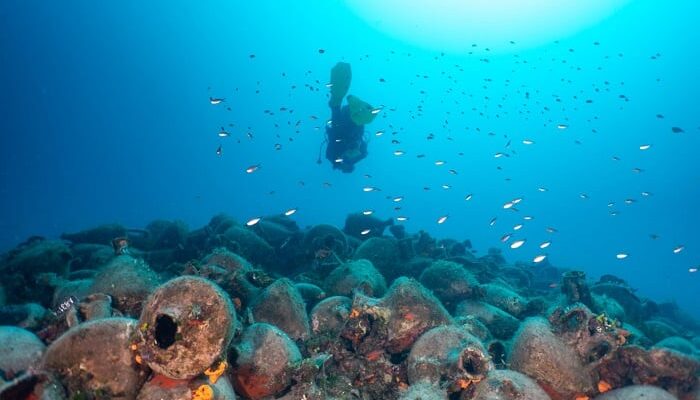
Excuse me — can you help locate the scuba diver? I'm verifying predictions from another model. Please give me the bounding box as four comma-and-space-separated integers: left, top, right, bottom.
318, 62, 379, 173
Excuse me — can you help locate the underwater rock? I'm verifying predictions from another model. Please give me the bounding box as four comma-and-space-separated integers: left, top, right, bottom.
593, 294, 626, 323
488, 277, 516, 291
394, 236, 414, 262
454, 300, 520, 340
253, 219, 305, 274
455, 315, 492, 342
249, 219, 295, 248
344, 235, 362, 256
561, 270, 595, 310
136, 374, 236, 400
179, 227, 209, 260
207, 214, 239, 236
403, 256, 433, 278
221, 226, 274, 268
135, 276, 236, 380
309, 296, 351, 338
486, 339, 508, 369
483, 248, 507, 267
194, 263, 254, 311
595, 345, 700, 397
692, 336, 700, 351
195, 248, 263, 308
68, 243, 114, 271
60, 224, 128, 245
595, 345, 699, 397
639, 347, 699, 395
499, 265, 533, 290
596, 274, 629, 286
202, 248, 253, 273
655, 302, 700, 334
419, 260, 480, 307
530, 263, 565, 291
325, 343, 404, 399
406, 325, 492, 393
78, 294, 109, 319
273, 381, 328, 400
654, 336, 698, 356
342, 277, 452, 355
51, 278, 93, 310
0, 326, 46, 378
352, 237, 401, 280
446, 247, 477, 263
412, 230, 439, 258
88, 255, 161, 317
0, 371, 66, 400
0, 303, 50, 330
6, 212, 700, 400
135, 374, 190, 400
548, 304, 625, 380
436, 238, 470, 258
591, 281, 645, 323
343, 212, 393, 239
263, 214, 300, 232
68, 269, 97, 280
692, 388, 700, 400
390, 224, 407, 240
398, 382, 448, 400
141, 249, 186, 273
1, 239, 72, 304
593, 385, 679, 400
65, 293, 117, 327
250, 278, 310, 341
270, 354, 337, 400
144, 219, 188, 250
472, 369, 552, 400
449, 256, 494, 282
229, 323, 302, 400
294, 282, 326, 306
643, 319, 681, 343
303, 224, 349, 260
622, 322, 653, 348
323, 259, 387, 297
481, 282, 531, 318
41, 317, 145, 399
509, 317, 595, 399
33, 272, 72, 308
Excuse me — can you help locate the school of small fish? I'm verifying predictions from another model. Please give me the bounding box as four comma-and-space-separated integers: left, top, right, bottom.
204, 41, 696, 280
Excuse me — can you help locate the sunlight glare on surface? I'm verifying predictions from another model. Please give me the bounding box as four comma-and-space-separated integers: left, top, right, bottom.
344, 0, 631, 52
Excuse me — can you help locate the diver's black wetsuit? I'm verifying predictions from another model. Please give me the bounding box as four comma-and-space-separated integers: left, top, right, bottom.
325, 105, 367, 173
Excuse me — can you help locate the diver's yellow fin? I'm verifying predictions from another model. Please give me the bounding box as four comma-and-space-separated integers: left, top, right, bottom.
329, 62, 352, 107
347, 95, 379, 125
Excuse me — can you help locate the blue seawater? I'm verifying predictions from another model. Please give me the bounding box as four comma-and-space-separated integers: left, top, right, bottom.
1, 0, 698, 321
